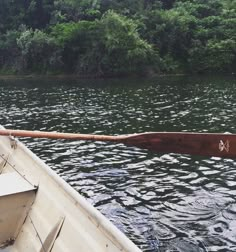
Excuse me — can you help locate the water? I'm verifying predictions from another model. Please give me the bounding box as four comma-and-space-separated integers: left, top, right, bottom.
0, 75, 236, 251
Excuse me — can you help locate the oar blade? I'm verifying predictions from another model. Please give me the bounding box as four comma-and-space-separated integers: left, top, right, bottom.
122, 132, 236, 158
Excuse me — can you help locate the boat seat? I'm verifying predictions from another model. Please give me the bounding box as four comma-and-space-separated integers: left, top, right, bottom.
0, 172, 37, 248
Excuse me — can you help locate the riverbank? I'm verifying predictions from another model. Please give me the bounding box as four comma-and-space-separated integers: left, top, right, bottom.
0, 72, 235, 82
0, 73, 182, 81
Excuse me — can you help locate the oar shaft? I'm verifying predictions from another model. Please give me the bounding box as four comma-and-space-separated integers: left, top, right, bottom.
0, 129, 125, 142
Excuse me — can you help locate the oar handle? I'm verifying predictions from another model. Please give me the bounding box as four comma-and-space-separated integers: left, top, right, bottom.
0, 129, 126, 142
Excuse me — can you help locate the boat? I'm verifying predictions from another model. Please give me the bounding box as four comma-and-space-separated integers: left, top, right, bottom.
0, 127, 142, 252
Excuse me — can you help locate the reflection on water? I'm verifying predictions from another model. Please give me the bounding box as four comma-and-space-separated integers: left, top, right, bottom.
0, 75, 236, 251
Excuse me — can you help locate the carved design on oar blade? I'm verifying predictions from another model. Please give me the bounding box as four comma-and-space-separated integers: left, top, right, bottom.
219, 140, 230, 153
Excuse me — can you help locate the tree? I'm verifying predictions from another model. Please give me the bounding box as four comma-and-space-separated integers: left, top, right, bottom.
98, 10, 157, 75
17, 29, 62, 72
0, 30, 21, 72
51, 11, 157, 76
25, 0, 54, 29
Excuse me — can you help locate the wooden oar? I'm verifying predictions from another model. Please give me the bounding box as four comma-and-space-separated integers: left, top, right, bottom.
0, 129, 235, 158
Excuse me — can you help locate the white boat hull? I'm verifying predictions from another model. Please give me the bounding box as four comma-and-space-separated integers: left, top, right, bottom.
0, 128, 141, 252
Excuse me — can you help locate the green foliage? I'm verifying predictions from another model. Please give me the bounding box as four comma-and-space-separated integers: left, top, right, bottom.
0, 0, 235, 75
189, 39, 236, 72
17, 29, 62, 72
50, 11, 157, 75
98, 11, 156, 75
0, 30, 21, 73
52, 0, 101, 22
51, 21, 99, 72
142, 0, 236, 73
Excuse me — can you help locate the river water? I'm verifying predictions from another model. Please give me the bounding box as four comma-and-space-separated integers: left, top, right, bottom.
0, 75, 236, 251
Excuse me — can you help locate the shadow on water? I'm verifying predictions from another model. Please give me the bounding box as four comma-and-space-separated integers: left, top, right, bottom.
0, 74, 236, 251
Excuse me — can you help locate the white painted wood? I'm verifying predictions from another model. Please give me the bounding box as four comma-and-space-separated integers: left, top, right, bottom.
0, 126, 142, 252
0, 171, 36, 247
0, 172, 35, 196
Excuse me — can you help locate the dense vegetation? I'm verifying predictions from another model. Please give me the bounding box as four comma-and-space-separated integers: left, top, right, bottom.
0, 0, 235, 76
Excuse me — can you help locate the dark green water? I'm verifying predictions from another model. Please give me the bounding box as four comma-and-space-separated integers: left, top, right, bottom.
0, 75, 236, 251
